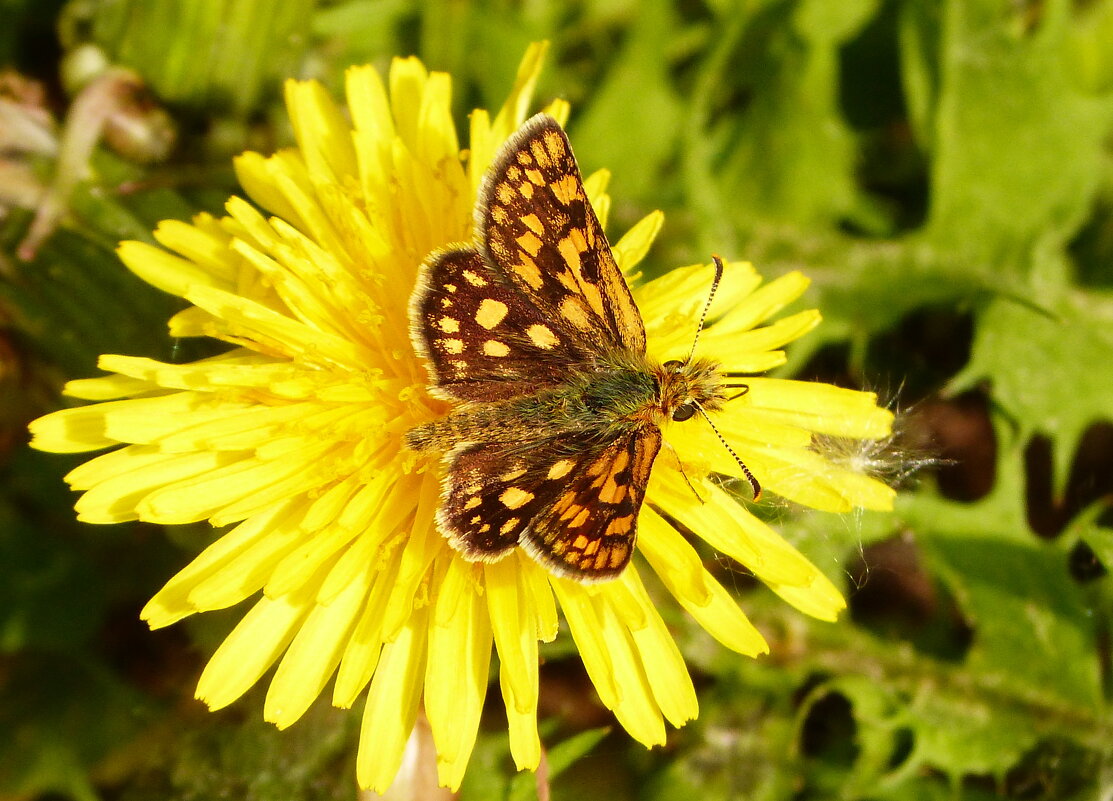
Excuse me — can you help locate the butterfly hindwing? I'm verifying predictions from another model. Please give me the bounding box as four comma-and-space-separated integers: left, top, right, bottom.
438, 427, 661, 578
478, 114, 646, 355
520, 427, 661, 580
436, 439, 557, 559
411, 247, 591, 402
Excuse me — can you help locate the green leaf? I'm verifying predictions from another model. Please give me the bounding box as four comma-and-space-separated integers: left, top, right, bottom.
0, 223, 180, 378
86, 0, 315, 115
1076, 515, 1113, 571
951, 287, 1113, 496
507, 727, 611, 801
0, 498, 105, 652
909, 0, 1113, 269
906, 419, 1102, 706
568, 0, 683, 204
1066, 0, 1113, 93
0, 655, 151, 801
715, 0, 880, 228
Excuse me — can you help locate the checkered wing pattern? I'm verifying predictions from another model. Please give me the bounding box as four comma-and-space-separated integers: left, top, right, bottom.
440, 428, 660, 579
478, 114, 646, 355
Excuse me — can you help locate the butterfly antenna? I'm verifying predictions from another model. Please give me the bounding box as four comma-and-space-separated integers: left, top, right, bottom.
695, 402, 762, 501
686, 255, 726, 363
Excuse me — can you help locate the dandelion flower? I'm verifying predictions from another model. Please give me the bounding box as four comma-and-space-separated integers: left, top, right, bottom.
28, 43, 895, 792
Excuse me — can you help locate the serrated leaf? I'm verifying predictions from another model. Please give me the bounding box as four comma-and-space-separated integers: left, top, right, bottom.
926, 531, 1101, 709
951, 288, 1113, 496
901, 421, 1103, 714
903, 690, 1039, 780
715, 0, 880, 228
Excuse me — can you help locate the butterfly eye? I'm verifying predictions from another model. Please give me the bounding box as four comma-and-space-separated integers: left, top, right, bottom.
672, 403, 697, 422
663, 359, 684, 373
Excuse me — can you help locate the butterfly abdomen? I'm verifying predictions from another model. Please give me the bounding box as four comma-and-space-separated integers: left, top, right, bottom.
406, 389, 582, 452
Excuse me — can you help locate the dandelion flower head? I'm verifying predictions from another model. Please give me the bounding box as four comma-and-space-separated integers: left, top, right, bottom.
29, 43, 895, 791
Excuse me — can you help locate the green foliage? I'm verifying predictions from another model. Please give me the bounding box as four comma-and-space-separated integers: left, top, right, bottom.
2, 0, 1111, 799
75, 0, 316, 114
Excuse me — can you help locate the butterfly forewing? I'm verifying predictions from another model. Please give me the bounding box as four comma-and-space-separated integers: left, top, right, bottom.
479, 114, 646, 354
411, 247, 589, 402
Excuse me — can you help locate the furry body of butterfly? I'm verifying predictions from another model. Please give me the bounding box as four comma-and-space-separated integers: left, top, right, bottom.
406, 352, 726, 454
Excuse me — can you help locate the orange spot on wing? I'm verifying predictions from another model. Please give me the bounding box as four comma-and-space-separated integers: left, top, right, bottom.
551, 174, 581, 205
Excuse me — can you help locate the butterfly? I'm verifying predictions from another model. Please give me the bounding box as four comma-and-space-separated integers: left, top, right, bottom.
406, 113, 758, 582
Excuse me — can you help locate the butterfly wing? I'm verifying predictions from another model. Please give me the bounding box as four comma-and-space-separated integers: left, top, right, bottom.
411, 247, 594, 402
439, 426, 661, 580
521, 426, 660, 579
478, 114, 646, 355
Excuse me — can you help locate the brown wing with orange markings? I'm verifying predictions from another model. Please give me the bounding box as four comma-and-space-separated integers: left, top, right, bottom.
438, 426, 660, 580
477, 113, 646, 355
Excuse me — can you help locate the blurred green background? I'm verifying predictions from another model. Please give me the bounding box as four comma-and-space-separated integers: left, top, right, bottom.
2, 1, 1112, 799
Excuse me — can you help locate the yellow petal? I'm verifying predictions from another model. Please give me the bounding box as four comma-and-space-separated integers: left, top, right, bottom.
183, 284, 366, 368
333, 559, 399, 708
617, 566, 698, 727
583, 169, 611, 229
187, 504, 307, 612
196, 587, 313, 711
550, 580, 618, 709
699, 308, 821, 353
233, 149, 309, 229
62, 373, 155, 401
140, 499, 300, 627
484, 558, 538, 715
135, 446, 329, 524
357, 605, 429, 792
426, 558, 491, 790
381, 474, 441, 639
593, 591, 665, 747
28, 404, 116, 453
648, 470, 812, 587
770, 569, 846, 621
265, 524, 359, 599
117, 240, 220, 299
284, 78, 358, 184
346, 64, 394, 143
75, 449, 244, 523
151, 217, 237, 284
638, 259, 761, 334
503, 659, 541, 771
264, 566, 371, 729
613, 210, 664, 275
638, 508, 769, 656
715, 270, 811, 332
519, 556, 559, 642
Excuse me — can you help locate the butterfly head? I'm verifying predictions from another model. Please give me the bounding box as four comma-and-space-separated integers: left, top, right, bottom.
655, 357, 726, 422
650, 255, 763, 501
